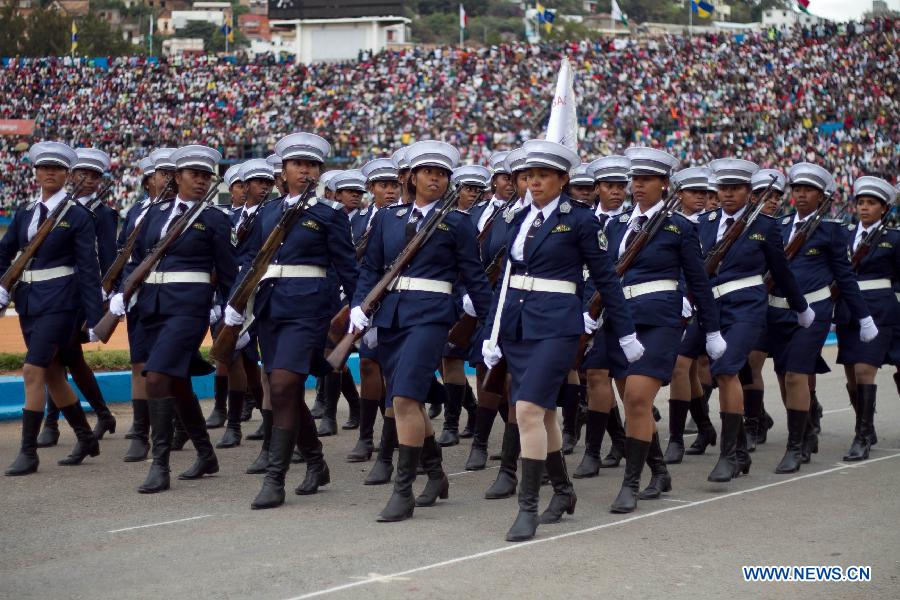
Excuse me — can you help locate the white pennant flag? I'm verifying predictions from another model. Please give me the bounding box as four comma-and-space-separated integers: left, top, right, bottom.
545, 57, 578, 153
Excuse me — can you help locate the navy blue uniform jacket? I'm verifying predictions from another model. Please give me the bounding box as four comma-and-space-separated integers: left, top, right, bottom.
833, 224, 899, 326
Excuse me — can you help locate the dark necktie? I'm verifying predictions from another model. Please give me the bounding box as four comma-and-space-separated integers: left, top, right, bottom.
524, 210, 545, 257
37, 203, 48, 228
598, 213, 610, 229
624, 215, 648, 250
405, 209, 423, 245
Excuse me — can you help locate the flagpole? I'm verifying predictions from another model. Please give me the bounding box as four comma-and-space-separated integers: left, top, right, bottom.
225, 11, 230, 55
689, 0, 693, 37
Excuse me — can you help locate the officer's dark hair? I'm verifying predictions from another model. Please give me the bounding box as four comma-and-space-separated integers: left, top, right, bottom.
406, 166, 451, 200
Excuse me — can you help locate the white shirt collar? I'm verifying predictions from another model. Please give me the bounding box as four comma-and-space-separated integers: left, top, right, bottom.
629, 199, 664, 224
489, 195, 506, 208
411, 198, 440, 219
244, 203, 259, 216
595, 204, 624, 218
722, 205, 747, 222
76, 192, 96, 206
858, 220, 880, 234
284, 194, 301, 207
37, 188, 68, 212
528, 196, 560, 219
174, 195, 196, 208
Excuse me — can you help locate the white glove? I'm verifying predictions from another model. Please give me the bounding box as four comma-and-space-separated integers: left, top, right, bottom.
618, 333, 645, 363
481, 340, 503, 369
0, 286, 8, 306
582, 311, 599, 334
209, 305, 222, 325
224, 305, 245, 327
349, 305, 369, 333
462, 294, 477, 317
797, 306, 815, 328
681, 297, 694, 319
109, 292, 126, 316
705, 331, 727, 361
859, 317, 879, 343
88, 328, 99, 343
363, 327, 378, 349
235, 330, 251, 350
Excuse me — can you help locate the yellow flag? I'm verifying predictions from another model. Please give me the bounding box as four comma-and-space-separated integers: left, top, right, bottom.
71, 21, 78, 55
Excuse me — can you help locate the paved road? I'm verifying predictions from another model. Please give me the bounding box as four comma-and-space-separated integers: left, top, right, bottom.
1, 346, 898, 599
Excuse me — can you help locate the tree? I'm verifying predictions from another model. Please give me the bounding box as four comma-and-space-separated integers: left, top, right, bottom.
0, 3, 26, 56
76, 12, 139, 56
20, 8, 71, 56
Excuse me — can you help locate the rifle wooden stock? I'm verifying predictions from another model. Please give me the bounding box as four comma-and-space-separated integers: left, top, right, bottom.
209, 180, 317, 362
326, 186, 461, 371
446, 245, 508, 348
327, 305, 350, 346
480, 357, 507, 396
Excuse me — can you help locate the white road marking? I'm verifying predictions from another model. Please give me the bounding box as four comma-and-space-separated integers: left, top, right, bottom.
658, 498, 693, 504
283, 452, 900, 600
823, 407, 851, 415
448, 466, 499, 477
107, 514, 215, 533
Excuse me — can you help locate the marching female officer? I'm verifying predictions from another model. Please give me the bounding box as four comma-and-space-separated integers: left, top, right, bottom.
225, 133, 358, 509
766, 163, 874, 473
602, 147, 723, 513
3, 141, 103, 475
349, 140, 492, 522
109, 145, 236, 493
482, 140, 641, 542
835, 177, 898, 461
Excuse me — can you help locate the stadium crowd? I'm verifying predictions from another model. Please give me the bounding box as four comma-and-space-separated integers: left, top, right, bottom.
0, 16, 897, 214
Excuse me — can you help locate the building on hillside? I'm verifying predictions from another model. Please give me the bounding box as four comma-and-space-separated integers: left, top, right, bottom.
239, 13, 271, 41
269, 15, 410, 64
761, 7, 827, 29
171, 9, 225, 28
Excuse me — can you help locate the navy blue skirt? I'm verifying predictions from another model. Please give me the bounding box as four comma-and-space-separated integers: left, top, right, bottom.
505, 335, 579, 409
467, 321, 488, 367
142, 313, 209, 378
358, 333, 379, 361
609, 324, 683, 384
379, 322, 448, 404
582, 329, 611, 371
767, 321, 831, 375
889, 323, 900, 365
677, 321, 704, 359
126, 310, 149, 364
710, 321, 762, 377
257, 313, 329, 376
836, 322, 893, 368
20, 311, 77, 368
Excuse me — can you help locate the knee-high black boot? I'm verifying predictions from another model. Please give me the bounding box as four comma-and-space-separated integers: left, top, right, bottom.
460, 383, 477, 438
465, 406, 497, 471
340, 369, 360, 430
123, 398, 150, 462
664, 399, 690, 464
427, 377, 445, 420
415, 434, 449, 507
540, 450, 577, 524
559, 383, 581, 455
685, 393, 717, 455
378, 444, 420, 522
138, 398, 174, 493
57, 403, 100, 466
347, 398, 378, 462
844, 384, 876, 462
506, 458, 544, 542
638, 432, 671, 499
5, 409, 43, 476
247, 409, 273, 474
601, 405, 625, 467
310, 377, 326, 419
78, 371, 116, 440
316, 372, 340, 436
485, 422, 520, 499
296, 419, 330, 495
742, 389, 764, 452
172, 412, 189, 450
610, 437, 650, 513
251, 427, 295, 509
574, 410, 608, 478
365, 413, 396, 485
437, 383, 465, 447
757, 393, 774, 444
37, 399, 60, 448
216, 390, 244, 448
176, 397, 219, 480
205, 375, 228, 428
708, 412, 742, 482
775, 409, 807, 474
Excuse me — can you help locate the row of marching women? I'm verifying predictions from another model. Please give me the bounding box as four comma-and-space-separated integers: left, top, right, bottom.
1, 134, 896, 545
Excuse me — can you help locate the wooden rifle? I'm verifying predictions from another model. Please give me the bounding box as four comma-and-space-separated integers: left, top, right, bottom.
703, 174, 777, 277
101, 176, 174, 296
326, 184, 461, 370
93, 176, 222, 342
0, 175, 89, 308
233, 201, 262, 247
764, 190, 835, 291
209, 180, 318, 362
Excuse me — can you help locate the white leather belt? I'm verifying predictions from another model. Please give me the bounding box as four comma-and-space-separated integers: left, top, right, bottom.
145, 271, 211, 285
621, 279, 679, 300
20, 266, 75, 283
261, 264, 327, 280
392, 276, 453, 294
858, 278, 891, 292
509, 275, 577, 294
768, 285, 830, 309
712, 275, 765, 300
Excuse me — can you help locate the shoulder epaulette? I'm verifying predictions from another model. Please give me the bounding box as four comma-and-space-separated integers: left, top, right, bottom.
387, 202, 412, 211
316, 198, 343, 211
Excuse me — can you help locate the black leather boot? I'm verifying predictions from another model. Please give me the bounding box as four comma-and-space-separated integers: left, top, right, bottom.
708, 412, 742, 482
347, 398, 378, 462
172, 413, 189, 450
559, 383, 581, 455
216, 390, 244, 448
123, 398, 150, 462
247, 409, 273, 474
844, 384, 875, 462
664, 399, 690, 464
57, 403, 100, 465
310, 377, 326, 419
427, 377, 444, 420
574, 410, 607, 479
177, 397, 219, 480
251, 427, 295, 509
240, 391, 255, 422
246, 420, 266, 441
758, 398, 774, 444
735, 419, 751, 475
506, 458, 544, 542
460, 383, 477, 438
638, 432, 671, 499
610, 437, 650, 514
415, 435, 449, 507
90, 399, 117, 441
378, 444, 420, 522
296, 420, 330, 495
5, 409, 43, 476
540, 450, 576, 524
601, 405, 625, 468
464, 406, 497, 471
365, 414, 396, 485
341, 369, 360, 430
485, 423, 520, 499
809, 392, 822, 435
685, 395, 717, 455
775, 409, 807, 474
205, 375, 228, 429
138, 398, 174, 493
316, 372, 340, 436
36, 404, 59, 448
743, 389, 763, 453
436, 383, 465, 447
894, 372, 900, 396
